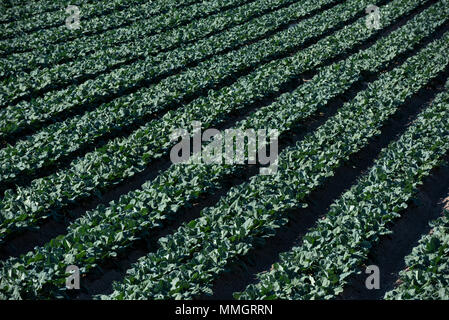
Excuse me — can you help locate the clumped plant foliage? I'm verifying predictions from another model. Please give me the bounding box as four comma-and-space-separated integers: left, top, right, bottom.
1, 0, 449, 301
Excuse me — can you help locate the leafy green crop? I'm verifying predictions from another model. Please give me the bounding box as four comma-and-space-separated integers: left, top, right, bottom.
0, 0, 327, 134
1, 0, 448, 302
0, 0, 435, 243
385, 210, 449, 299
0, 0, 253, 55
0, 0, 367, 185
0, 0, 381, 236
0, 0, 267, 79
104, 31, 449, 300
0, 0, 326, 106
1, 0, 198, 39
237, 80, 449, 300
0, 0, 446, 299
0, 0, 104, 23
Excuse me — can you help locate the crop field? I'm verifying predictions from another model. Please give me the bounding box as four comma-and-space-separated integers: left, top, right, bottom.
0, 0, 449, 302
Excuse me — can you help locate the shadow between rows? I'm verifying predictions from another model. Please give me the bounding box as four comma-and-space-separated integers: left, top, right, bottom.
0, 0, 259, 58
0, 0, 442, 261
0, 0, 338, 109
0, 0, 418, 196
340, 154, 449, 300
0, 0, 204, 42
0, 0, 427, 251
73, 47, 449, 300
0, 0, 447, 299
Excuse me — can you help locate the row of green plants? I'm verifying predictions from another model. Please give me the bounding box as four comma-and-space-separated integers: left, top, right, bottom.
3, 0, 253, 80
0, 0, 307, 135
0, 0, 307, 86
0, 2, 445, 298
0, 0, 367, 186
0, 0, 316, 105
384, 209, 449, 299
0, 0, 441, 242
1, 0, 186, 39
0, 0, 411, 237
237, 79, 449, 300
103, 30, 449, 300
0, 0, 254, 57
0, 0, 99, 23
0, 0, 306, 81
